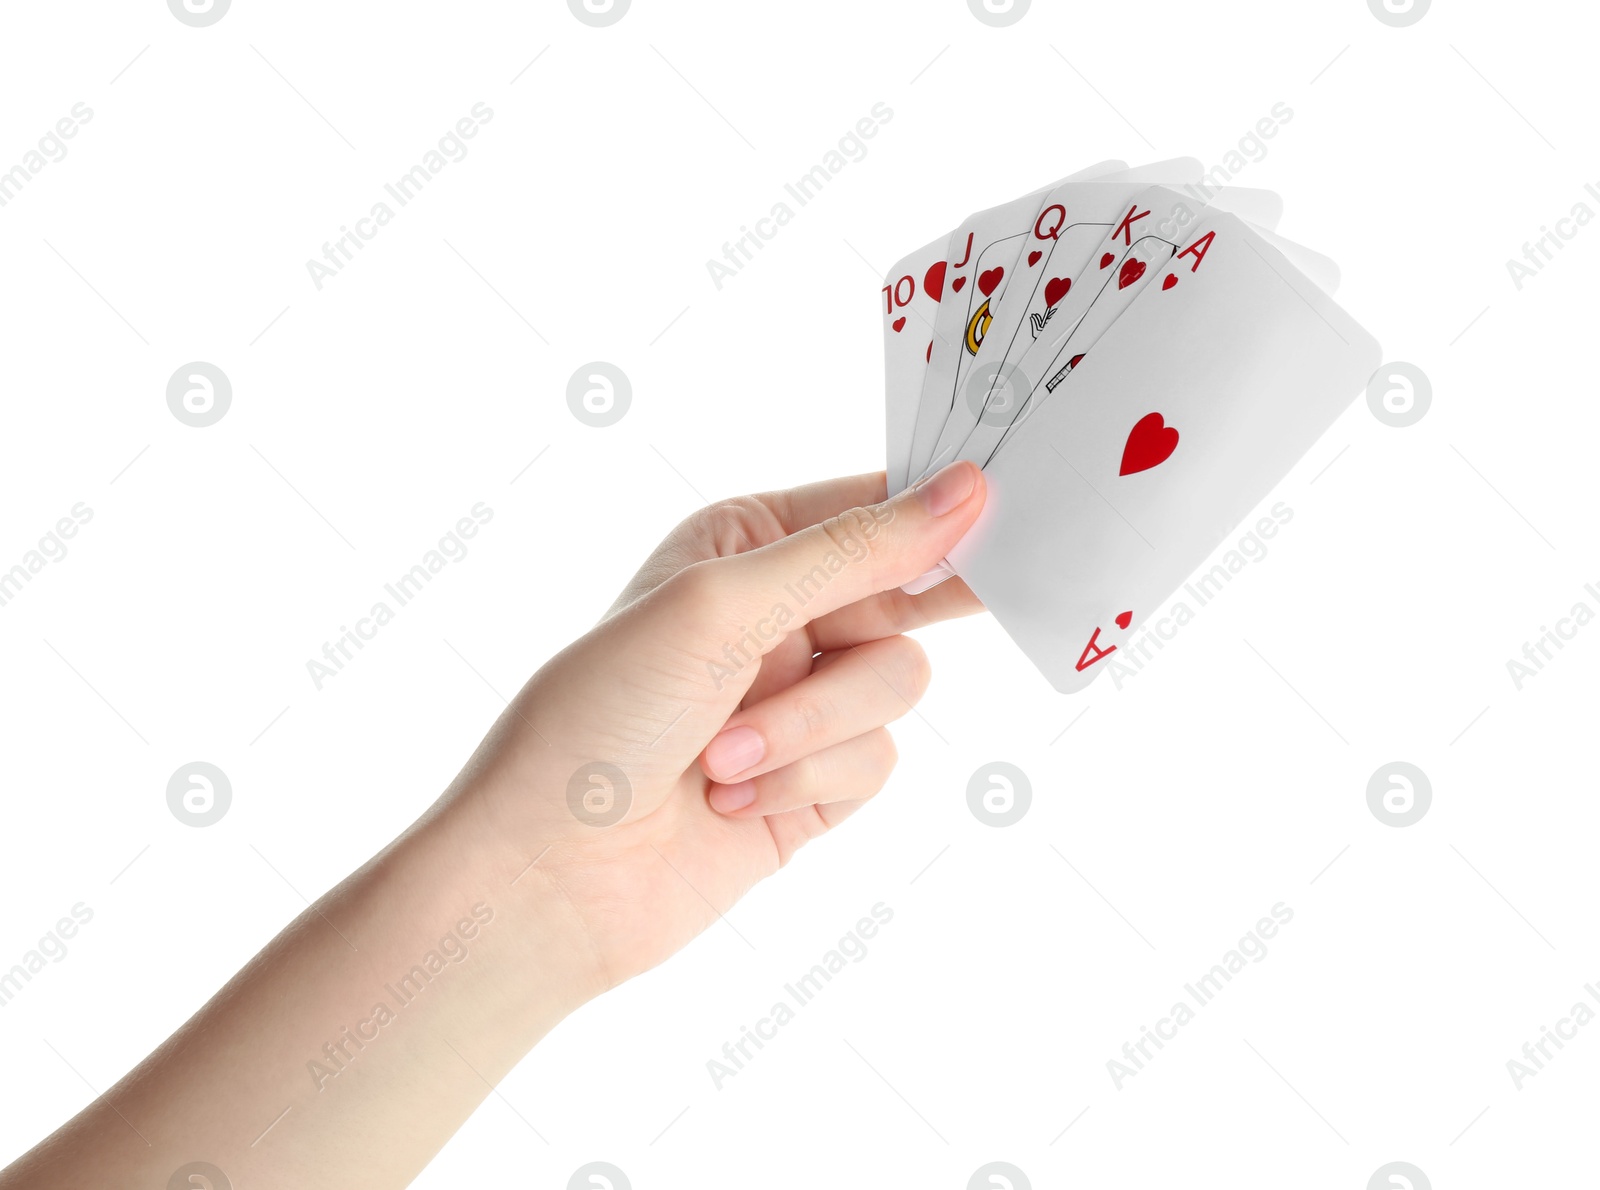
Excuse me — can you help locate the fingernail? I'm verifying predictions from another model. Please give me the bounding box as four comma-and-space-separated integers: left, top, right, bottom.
706, 725, 764, 778
709, 780, 757, 814
915, 461, 976, 517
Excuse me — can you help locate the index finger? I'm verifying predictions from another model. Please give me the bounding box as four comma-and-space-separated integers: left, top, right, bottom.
756, 471, 888, 536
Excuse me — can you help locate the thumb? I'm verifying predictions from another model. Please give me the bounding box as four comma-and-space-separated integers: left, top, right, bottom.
718, 460, 985, 629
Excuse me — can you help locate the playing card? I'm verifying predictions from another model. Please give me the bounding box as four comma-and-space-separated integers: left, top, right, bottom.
896, 167, 1216, 597
882, 238, 959, 495
977, 220, 1345, 471
898, 160, 1203, 496
945, 211, 1380, 693
882, 160, 1128, 493
927, 184, 1285, 478
899, 179, 1268, 596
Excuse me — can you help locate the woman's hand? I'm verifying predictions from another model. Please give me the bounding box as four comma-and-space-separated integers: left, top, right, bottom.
448, 462, 987, 992
0, 462, 986, 1190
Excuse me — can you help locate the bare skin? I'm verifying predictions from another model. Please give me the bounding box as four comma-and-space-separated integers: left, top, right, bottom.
0, 462, 985, 1189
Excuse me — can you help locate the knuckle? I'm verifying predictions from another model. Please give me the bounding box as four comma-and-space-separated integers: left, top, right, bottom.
683, 496, 766, 556
790, 693, 834, 740
664, 557, 725, 607
819, 504, 889, 568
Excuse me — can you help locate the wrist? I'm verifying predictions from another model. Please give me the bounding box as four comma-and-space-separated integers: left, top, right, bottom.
379, 786, 610, 1054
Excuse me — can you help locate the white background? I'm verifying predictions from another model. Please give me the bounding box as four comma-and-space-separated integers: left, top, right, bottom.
0, 0, 1595, 1186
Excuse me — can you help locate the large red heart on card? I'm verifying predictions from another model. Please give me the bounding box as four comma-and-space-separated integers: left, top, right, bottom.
978, 266, 1004, 296
1027, 250, 1042, 267
1118, 258, 1146, 290
1044, 276, 1071, 307
1119, 412, 1179, 476
1099, 252, 1114, 269
924, 260, 947, 302
892, 316, 906, 332
952, 275, 967, 293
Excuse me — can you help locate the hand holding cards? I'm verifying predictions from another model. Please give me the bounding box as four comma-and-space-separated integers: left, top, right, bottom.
882, 160, 1379, 693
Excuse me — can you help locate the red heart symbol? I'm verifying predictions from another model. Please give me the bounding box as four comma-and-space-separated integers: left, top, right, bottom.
1044, 276, 1071, 307
1161, 273, 1177, 291
1027, 250, 1042, 267
1115, 610, 1132, 630
1120, 413, 1179, 476
891, 316, 906, 332
978, 266, 1004, 296
1118, 258, 1146, 290
1099, 252, 1114, 269
952, 275, 967, 293
925, 341, 932, 362
924, 260, 947, 302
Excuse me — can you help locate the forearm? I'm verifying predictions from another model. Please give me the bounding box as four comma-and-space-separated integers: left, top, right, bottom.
1, 791, 599, 1189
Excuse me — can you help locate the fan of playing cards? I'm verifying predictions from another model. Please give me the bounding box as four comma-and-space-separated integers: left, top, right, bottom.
881, 157, 1380, 693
